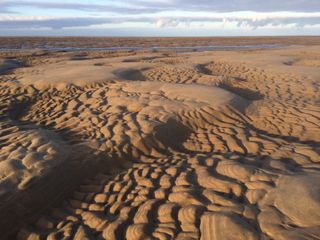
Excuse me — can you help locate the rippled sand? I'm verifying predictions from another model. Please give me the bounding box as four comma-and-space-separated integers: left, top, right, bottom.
0, 41, 319, 239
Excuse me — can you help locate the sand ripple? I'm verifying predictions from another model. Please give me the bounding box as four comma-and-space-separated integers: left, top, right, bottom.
0, 45, 319, 239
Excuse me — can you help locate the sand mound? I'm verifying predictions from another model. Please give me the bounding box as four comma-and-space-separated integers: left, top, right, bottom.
14, 59, 115, 89
0, 128, 70, 193
122, 81, 249, 111
12, 55, 155, 90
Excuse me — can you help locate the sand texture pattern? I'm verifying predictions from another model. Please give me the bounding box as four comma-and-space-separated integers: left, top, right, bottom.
0, 43, 319, 239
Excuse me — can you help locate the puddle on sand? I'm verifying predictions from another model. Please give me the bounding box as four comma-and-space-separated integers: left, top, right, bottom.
0, 44, 285, 53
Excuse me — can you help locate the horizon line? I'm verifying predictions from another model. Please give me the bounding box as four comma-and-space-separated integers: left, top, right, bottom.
1, 35, 320, 38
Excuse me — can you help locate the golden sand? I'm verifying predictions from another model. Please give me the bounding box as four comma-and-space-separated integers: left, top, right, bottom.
0, 40, 319, 239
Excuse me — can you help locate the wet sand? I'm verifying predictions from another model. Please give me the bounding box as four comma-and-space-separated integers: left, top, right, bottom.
0, 37, 319, 239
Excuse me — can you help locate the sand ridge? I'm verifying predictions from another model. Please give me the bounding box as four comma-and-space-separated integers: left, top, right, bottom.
0, 43, 319, 239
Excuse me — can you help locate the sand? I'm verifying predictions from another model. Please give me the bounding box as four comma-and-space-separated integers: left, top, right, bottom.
0, 38, 319, 239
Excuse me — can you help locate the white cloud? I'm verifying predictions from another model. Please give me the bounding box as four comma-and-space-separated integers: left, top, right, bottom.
155, 18, 179, 28
1, 15, 319, 30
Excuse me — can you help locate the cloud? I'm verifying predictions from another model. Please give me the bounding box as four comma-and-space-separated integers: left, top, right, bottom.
0, 0, 164, 14
1, 15, 319, 30
1, 0, 320, 14
0, 17, 112, 29
155, 18, 179, 28
162, 0, 320, 12
234, 17, 320, 28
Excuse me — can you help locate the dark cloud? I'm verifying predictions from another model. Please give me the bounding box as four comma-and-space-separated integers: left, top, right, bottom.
1, 0, 320, 14
145, 0, 320, 13
0, 17, 163, 29
0, 17, 114, 29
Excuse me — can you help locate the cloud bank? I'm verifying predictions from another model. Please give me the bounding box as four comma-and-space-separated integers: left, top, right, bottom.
0, 0, 319, 35
1, 16, 319, 30
1, 0, 320, 13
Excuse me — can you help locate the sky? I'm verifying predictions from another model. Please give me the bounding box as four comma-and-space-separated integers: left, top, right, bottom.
0, 0, 320, 36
